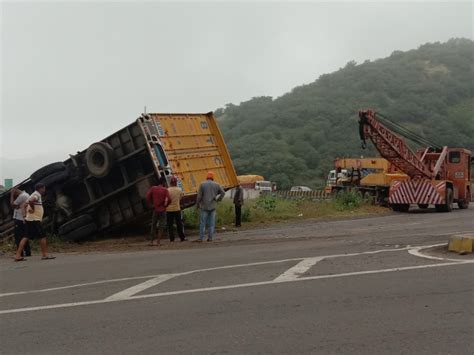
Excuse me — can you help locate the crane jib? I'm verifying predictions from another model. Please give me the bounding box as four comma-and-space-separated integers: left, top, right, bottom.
358, 110, 434, 179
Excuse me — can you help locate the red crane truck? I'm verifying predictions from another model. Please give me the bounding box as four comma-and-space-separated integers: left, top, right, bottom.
358, 109, 471, 212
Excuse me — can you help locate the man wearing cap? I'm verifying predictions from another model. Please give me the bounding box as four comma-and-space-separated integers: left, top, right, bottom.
196, 171, 225, 242
166, 176, 186, 242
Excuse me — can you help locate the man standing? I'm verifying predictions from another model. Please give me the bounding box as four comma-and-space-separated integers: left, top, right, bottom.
196, 171, 225, 242
10, 188, 31, 257
146, 177, 171, 246
14, 183, 55, 261
166, 176, 187, 242
233, 183, 244, 228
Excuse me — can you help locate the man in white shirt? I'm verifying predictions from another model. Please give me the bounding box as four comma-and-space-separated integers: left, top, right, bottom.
14, 183, 55, 261
10, 188, 31, 257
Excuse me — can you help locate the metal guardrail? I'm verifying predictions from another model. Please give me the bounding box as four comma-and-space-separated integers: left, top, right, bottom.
275, 190, 331, 200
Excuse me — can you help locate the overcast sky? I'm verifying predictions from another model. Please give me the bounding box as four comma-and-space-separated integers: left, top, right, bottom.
1, 1, 473, 182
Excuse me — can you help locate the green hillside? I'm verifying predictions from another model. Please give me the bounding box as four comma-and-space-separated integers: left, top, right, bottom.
216, 38, 474, 189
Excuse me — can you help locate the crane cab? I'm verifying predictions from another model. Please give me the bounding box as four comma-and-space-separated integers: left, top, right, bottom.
445, 148, 471, 209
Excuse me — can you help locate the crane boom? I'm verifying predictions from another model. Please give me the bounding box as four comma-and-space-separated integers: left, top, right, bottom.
358, 109, 434, 179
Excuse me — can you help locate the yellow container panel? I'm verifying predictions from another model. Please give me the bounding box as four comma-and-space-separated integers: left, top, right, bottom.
147, 113, 238, 195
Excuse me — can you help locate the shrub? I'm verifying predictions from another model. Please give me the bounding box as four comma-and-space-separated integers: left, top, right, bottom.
255, 195, 277, 212
334, 191, 363, 210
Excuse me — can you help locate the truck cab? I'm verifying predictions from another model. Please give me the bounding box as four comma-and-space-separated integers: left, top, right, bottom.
255, 180, 273, 192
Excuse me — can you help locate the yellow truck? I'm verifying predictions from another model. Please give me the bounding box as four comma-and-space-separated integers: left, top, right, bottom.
325, 157, 408, 204
237, 175, 274, 192
0, 112, 238, 241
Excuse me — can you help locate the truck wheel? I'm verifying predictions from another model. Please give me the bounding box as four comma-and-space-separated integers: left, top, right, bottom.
457, 199, 469, 210
30, 162, 66, 182
391, 204, 409, 212
58, 215, 93, 236
417, 204, 429, 209
39, 170, 70, 187
435, 188, 453, 212
60, 223, 97, 242
85, 142, 115, 178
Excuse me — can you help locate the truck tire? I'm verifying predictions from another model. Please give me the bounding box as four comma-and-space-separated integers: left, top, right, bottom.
418, 204, 429, 209
0, 220, 14, 233
457, 200, 469, 209
435, 188, 453, 212
391, 204, 409, 212
60, 223, 97, 242
58, 215, 93, 236
39, 170, 70, 187
30, 162, 66, 182
85, 142, 115, 178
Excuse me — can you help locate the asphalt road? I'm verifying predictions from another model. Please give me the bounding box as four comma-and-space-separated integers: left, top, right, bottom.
1, 208, 473, 354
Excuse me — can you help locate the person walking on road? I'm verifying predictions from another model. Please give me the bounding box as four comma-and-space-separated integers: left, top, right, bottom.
146, 177, 171, 246
14, 183, 55, 261
196, 171, 225, 242
166, 176, 187, 242
233, 183, 244, 228
10, 188, 31, 257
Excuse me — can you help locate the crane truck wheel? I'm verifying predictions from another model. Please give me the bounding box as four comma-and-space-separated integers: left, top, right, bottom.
418, 204, 429, 209
457, 200, 469, 209
391, 204, 409, 212
85, 142, 115, 178
435, 188, 453, 212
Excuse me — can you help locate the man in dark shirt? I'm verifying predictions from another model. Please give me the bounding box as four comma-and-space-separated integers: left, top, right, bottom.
146, 177, 171, 246
233, 183, 244, 227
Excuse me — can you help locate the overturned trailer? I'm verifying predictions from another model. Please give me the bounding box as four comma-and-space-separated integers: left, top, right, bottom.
0, 113, 238, 241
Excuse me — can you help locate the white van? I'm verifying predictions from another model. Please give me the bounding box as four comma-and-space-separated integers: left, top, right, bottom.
290, 186, 312, 192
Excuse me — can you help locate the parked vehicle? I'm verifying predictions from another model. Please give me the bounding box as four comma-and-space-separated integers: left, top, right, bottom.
358, 109, 471, 212
325, 157, 408, 204
290, 186, 312, 192
0, 112, 238, 241
237, 175, 273, 192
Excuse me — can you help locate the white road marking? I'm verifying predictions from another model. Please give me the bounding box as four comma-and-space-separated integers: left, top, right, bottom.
2, 243, 469, 315
0, 275, 161, 298
0, 260, 470, 315
0, 257, 303, 298
274, 257, 325, 281
408, 243, 474, 263
105, 274, 176, 301
0, 247, 410, 298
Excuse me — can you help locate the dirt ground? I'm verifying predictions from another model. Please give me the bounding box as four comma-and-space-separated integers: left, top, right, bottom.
1, 206, 389, 256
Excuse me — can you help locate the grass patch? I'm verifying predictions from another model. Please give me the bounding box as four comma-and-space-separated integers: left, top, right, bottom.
183, 191, 385, 230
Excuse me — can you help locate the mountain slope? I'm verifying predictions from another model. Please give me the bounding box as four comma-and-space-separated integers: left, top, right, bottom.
216, 38, 474, 188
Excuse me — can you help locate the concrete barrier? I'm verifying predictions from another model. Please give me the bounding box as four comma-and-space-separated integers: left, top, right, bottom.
448, 234, 474, 254
275, 190, 331, 200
